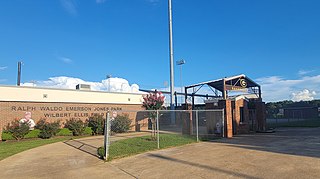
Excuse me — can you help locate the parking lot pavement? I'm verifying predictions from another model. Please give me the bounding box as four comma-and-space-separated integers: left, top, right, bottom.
111, 127, 320, 179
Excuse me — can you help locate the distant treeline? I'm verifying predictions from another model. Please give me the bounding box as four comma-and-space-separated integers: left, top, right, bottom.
266, 100, 320, 118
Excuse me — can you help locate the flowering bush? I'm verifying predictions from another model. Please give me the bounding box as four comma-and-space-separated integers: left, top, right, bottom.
142, 91, 165, 140
5, 120, 30, 140
142, 91, 165, 110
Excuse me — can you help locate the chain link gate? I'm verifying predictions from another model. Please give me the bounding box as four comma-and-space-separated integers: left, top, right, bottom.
103, 109, 224, 160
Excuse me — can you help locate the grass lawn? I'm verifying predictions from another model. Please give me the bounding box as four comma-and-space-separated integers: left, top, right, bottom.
0, 126, 94, 161
99, 134, 198, 161
268, 119, 320, 128
0, 137, 75, 161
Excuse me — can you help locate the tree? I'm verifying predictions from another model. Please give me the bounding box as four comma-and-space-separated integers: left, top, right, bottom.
142, 91, 165, 140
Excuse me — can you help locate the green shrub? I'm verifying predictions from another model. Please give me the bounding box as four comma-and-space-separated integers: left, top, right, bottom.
111, 114, 132, 133
84, 127, 93, 135
1, 131, 15, 141
1, 129, 41, 141
64, 119, 86, 136
56, 127, 91, 136
97, 147, 104, 159
24, 129, 41, 139
38, 125, 56, 139
87, 115, 104, 135
56, 128, 73, 136
5, 120, 30, 140
36, 119, 60, 139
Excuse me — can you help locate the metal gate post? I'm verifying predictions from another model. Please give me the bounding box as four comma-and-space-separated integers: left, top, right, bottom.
157, 110, 160, 149
196, 110, 199, 142
104, 112, 110, 160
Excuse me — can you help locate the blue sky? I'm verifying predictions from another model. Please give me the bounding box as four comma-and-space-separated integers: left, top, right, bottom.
0, 0, 319, 102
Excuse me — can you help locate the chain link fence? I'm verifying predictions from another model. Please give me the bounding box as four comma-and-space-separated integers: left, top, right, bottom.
102, 109, 224, 160
266, 117, 320, 129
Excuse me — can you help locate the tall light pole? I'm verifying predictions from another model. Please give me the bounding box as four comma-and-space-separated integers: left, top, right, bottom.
176, 59, 185, 105
168, 0, 175, 111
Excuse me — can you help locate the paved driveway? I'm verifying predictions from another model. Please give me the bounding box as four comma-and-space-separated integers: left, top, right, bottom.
111, 127, 320, 179
0, 128, 319, 179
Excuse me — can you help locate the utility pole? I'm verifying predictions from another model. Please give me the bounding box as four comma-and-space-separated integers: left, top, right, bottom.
17, 61, 22, 86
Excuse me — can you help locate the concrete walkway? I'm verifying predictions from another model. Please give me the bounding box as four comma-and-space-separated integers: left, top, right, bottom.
0, 128, 319, 179
0, 132, 149, 179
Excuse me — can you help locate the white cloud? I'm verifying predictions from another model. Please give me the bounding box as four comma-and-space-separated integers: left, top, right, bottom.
298, 69, 314, 76
59, 57, 73, 64
256, 75, 320, 102
147, 0, 159, 2
21, 76, 140, 93
291, 89, 316, 101
146, 0, 160, 5
0, 79, 7, 82
105, 77, 140, 93
60, 0, 77, 16
0, 66, 8, 71
96, 0, 106, 4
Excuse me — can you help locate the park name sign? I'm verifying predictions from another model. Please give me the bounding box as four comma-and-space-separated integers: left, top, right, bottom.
10, 105, 123, 119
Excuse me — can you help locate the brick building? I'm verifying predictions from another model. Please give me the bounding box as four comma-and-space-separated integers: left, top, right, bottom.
0, 85, 146, 140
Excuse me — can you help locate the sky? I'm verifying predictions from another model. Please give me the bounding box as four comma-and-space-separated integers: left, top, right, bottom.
0, 0, 319, 102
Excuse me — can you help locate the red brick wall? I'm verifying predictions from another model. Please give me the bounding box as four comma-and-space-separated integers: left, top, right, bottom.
0, 101, 145, 140
255, 102, 266, 131
232, 99, 250, 134
225, 100, 233, 138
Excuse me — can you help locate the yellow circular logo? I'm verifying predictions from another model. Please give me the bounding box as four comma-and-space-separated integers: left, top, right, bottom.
240, 79, 247, 87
